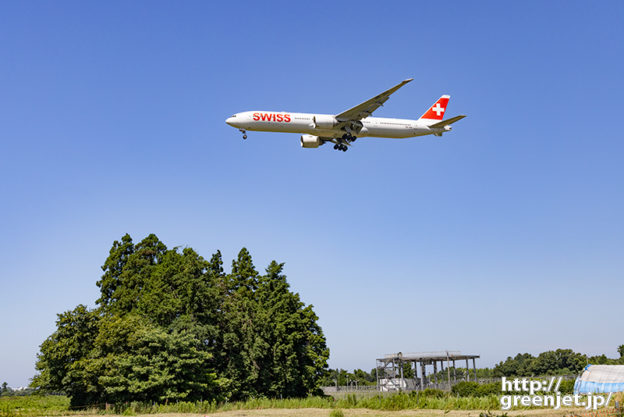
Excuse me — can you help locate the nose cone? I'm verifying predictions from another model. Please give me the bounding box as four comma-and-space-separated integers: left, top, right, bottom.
225, 117, 236, 126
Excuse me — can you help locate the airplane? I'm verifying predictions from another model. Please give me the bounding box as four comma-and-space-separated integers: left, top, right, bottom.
225, 79, 466, 152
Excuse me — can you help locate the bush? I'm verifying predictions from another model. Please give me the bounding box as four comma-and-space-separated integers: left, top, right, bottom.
452, 381, 480, 397
557, 379, 575, 394
475, 382, 500, 396
422, 388, 446, 398
451, 382, 500, 397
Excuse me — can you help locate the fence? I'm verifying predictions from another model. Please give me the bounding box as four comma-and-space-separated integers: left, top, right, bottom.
322, 385, 377, 394
324, 374, 578, 394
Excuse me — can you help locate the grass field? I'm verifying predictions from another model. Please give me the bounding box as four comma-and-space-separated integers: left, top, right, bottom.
0, 395, 599, 417
0, 395, 71, 417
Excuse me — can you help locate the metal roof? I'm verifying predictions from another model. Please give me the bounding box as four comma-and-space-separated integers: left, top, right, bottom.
377, 351, 480, 362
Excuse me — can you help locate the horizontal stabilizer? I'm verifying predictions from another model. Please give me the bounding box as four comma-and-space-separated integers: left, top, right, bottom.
428, 115, 466, 128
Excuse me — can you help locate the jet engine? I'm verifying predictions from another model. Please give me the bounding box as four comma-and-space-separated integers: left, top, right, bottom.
300, 134, 324, 148
313, 115, 338, 129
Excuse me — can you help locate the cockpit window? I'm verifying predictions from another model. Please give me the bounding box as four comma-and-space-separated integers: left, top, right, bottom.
230, 114, 237, 118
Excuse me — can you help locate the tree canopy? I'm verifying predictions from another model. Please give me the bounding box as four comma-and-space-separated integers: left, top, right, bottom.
492, 348, 624, 377
32, 234, 329, 407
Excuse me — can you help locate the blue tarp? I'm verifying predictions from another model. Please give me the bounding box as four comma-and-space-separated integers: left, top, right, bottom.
574, 379, 624, 394
574, 365, 624, 394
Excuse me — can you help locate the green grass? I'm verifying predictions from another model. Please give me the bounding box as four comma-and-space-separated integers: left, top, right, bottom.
0, 390, 569, 416
0, 395, 72, 417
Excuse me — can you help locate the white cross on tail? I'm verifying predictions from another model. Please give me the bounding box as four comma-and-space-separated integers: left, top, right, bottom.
431, 103, 445, 116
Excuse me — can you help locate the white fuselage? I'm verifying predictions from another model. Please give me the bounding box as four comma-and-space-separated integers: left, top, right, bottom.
226, 111, 445, 139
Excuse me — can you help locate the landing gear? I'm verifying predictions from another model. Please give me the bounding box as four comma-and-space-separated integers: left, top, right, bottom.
341, 133, 357, 143
333, 131, 359, 152
239, 129, 247, 140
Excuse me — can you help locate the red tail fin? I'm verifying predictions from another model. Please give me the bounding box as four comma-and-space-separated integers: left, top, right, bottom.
419, 95, 450, 121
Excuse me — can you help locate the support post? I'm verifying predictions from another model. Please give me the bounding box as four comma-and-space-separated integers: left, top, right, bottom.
420, 361, 426, 390
465, 359, 469, 381
447, 352, 451, 390
453, 359, 457, 383
472, 358, 477, 382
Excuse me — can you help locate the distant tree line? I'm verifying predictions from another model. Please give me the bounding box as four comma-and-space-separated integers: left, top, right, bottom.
492, 347, 624, 376
323, 346, 624, 386
320, 368, 378, 386
31, 234, 329, 407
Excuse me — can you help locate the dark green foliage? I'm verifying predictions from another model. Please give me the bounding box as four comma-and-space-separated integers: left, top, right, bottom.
451, 381, 497, 397
528, 349, 586, 375
353, 369, 375, 384
493, 349, 588, 377
402, 363, 414, 378
558, 379, 575, 394
588, 354, 609, 364
419, 388, 446, 398
250, 261, 329, 398
82, 315, 219, 404
320, 368, 376, 386
452, 379, 573, 397
475, 382, 500, 396
32, 234, 328, 406
493, 353, 535, 377
456, 381, 499, 397
31, 305, 100, 406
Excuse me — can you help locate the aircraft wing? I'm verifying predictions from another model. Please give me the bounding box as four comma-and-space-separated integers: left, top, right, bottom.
428, 115, 467, 128
335, 78, 413, 122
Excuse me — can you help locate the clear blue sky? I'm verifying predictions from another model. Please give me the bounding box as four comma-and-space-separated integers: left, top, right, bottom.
1, 1, 623, 387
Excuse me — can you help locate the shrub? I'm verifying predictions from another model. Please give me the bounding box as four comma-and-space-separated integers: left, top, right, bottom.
422, 388, 446, 398
452, 381, 480, 397
475, 383, 500, 396
557, 379, 575, 394
452, 382, 499, 397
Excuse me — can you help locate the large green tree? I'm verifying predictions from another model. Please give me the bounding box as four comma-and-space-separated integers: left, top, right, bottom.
254, 261, 329, 397
32, 305, 100, 406
32, 234, 328, 406
528, 349, 586, 375
493, 353, 535, 377
80, 315, 219, 403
